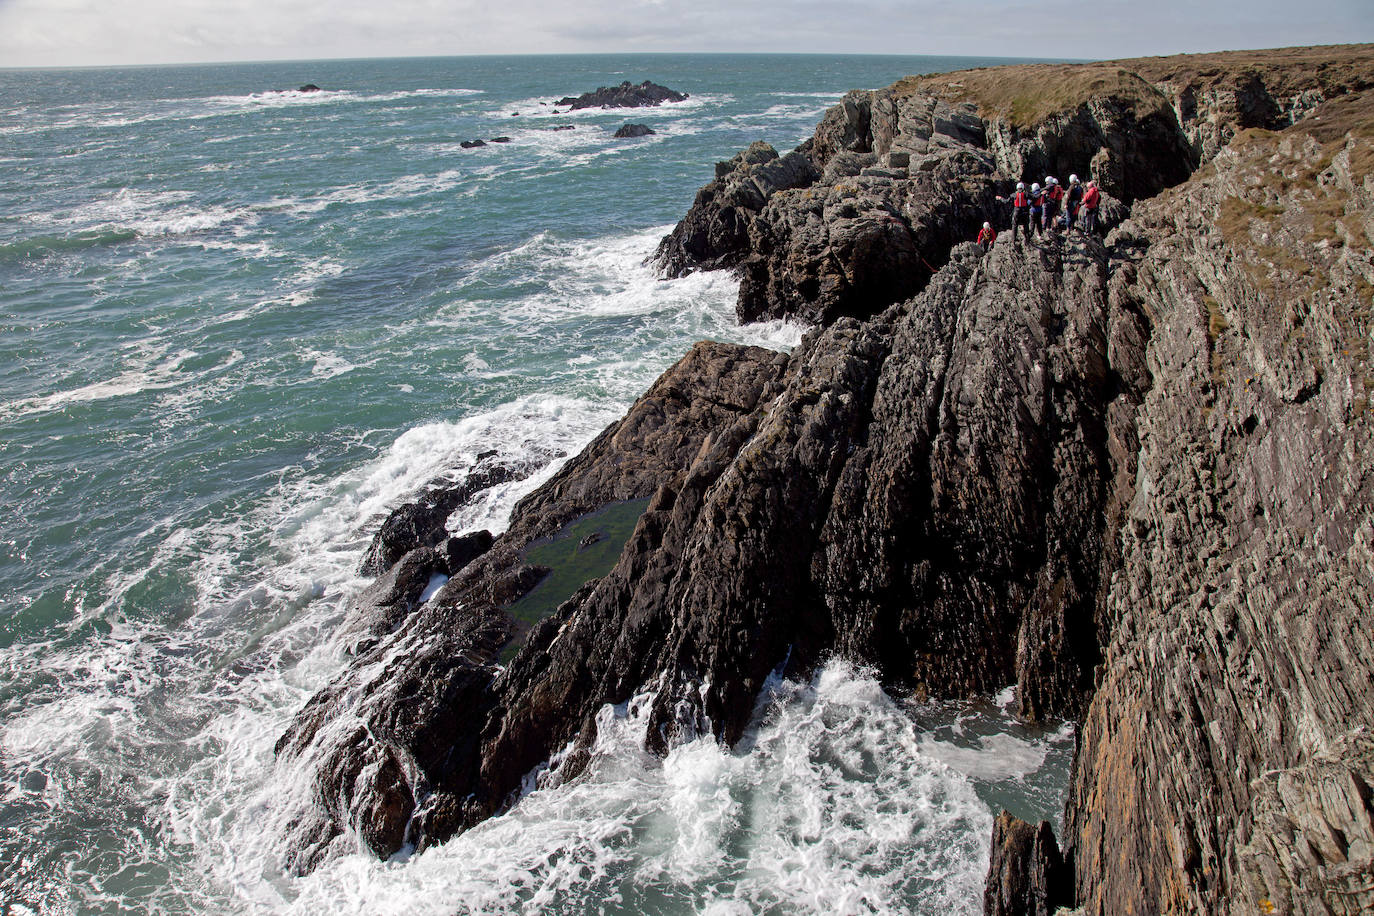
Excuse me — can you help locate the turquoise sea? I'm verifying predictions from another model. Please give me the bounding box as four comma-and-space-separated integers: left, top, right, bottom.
0, 54, 1074, 914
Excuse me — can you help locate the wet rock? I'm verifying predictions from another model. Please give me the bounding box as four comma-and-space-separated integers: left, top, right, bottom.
613, 123, 655, 138
490, 136, 512, 143
277, 341, 790, 867
298, 84, 322, 93
358, 456, 536, 576
460, 139, 486, 149
555, 80, 687, 110
984, 812, 1072, 916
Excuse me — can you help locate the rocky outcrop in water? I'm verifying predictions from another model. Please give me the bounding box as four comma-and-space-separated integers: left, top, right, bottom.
279, 44, 1374, 916
613, 123, 655, 138
556, 80, 687, 110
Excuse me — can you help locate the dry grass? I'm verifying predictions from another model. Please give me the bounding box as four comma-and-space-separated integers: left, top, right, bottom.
895, 64, 1172, 129
1104, 44, 1374, 98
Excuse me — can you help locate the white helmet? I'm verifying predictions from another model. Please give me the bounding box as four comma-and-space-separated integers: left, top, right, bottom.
1031, 182, 1041, 193
1069, 174, 1080, 184
1016, 181, 1025, 190
983, 221, 991, 229
1046, 176, 1056, 186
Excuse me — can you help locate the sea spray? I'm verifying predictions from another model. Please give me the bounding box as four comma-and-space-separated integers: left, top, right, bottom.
279, 661, 1005, 916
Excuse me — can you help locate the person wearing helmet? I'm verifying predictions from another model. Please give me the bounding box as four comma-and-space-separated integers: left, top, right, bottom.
1028, 182, 1045, 239
995, 180, 1032, 244
1043, 176, 1064, 233
977, 220, 996, 252
1065, 174, 1084, 229
1081, 179, 1102, 234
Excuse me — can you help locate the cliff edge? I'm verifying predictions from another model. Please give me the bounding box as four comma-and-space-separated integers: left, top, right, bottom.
276, 45, 1374, 915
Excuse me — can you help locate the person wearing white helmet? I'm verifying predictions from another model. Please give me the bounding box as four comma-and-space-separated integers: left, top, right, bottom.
977, 220, 996, 252
1043, 176, 1064, 232
1065, 174, 1085, 229
1028, 182, 1045, 239
995, 180, 1032, 244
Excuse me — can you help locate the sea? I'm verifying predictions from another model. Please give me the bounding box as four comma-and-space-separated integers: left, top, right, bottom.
0, 54, 1074, 915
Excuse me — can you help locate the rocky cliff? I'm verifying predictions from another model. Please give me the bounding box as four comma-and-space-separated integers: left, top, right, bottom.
277, 45, 1374, 914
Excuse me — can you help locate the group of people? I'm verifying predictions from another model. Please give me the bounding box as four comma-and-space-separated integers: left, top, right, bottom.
977, 174, 1102, 251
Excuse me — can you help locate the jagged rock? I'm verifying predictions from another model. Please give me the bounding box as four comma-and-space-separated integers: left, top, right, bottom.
613, 123, 655, 138
298, 84, 322, 93
651, 141, 819, 278
276, 341, 790, 868
358, 456, 537, 576
555, 80, 687, 110
985, 812, 1072, 916
460, 139, 486, 149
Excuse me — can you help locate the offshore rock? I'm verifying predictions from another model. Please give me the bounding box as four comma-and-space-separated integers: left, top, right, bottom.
613, 123, 655, 138
555, 80, 687, 110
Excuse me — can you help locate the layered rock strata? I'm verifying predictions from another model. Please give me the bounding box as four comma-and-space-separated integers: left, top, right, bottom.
278, 45, 1374, 915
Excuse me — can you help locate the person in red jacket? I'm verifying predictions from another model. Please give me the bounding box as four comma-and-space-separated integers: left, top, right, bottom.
1080, 180, 1102, 234
1043, 176, 1064, 232
977, 221, 996, 252
995, 181, 1032, 243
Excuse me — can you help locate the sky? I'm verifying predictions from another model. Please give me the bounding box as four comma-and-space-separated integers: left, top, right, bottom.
0, 0, 1370, 68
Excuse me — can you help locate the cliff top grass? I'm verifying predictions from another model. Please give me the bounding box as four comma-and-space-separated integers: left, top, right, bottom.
1106, 44, 1374, 97
895, 45, 1374, 132
894, 64, 1171, 129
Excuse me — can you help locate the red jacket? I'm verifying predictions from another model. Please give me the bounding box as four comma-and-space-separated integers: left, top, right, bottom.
1082, 186, 1101, 209
1047, 184, 1064, 203
977, 226, 996, 245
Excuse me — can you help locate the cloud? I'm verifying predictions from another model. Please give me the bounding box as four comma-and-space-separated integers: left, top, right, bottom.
0, 0, 1369, 67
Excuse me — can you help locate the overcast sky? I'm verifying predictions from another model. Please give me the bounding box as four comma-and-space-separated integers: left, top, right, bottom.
1, 0, 1370, 68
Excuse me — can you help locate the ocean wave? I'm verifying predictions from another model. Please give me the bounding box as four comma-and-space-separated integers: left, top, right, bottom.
0, 345, 238, 420
282, 660, 992, 916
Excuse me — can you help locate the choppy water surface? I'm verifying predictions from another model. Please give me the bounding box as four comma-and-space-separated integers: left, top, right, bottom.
0, 54, 1069, 915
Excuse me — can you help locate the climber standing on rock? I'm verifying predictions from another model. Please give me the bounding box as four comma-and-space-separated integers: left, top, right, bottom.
1081, 179, 1102, 234
1028, 182, 1045, 239
1065, 175, 1084, 229
977, 221, 996, 252
1043, 177, 1063, 233
996, 181, 1031, 244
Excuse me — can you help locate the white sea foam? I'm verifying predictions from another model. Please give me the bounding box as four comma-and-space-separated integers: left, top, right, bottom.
0, 344, 240, 419
276, 660, 991, 916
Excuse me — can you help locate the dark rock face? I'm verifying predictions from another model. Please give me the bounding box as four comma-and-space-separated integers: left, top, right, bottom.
556, 80, 687, 110
276, 341, 789, 870
984, 812, 1072, 916
652, 141, 819, 278
655, 70, 1197, 327
460, 139, 486, 149
298, 84, 322, 93
613, 123, 655, 138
